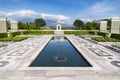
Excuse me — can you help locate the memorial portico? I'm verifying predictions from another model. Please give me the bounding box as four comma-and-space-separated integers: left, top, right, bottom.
56, 20, 62, 30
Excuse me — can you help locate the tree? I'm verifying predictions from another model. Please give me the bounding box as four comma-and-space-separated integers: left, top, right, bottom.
73, 19, 84, 29
91, 22, 100, 30
85, 22, 94, 30
7, 22, 11, 30
35, 18, 46, 28
84, 22, 100, 30
29, 22, 39, 30
18, 22, 28, 29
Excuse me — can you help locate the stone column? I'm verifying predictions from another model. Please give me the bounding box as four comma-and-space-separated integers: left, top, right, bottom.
100, 21, 107, 32
10, 20, 18, 32
0, 18, 7, 33
111, 19, 120, 33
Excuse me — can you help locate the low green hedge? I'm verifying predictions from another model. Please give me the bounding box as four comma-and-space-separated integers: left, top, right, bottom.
64, 31, 89, 35
111, 33, 120, 39
105, 37, 120, 42
10, 32, 21, 37
22, 31, 54, 35
91, 37, 106, 42
0, 37, 13, 41
0, 36, 28, 42
92, 37, 120, 42
89, 31, 97, 35
41, 31, 54, 34
13, 36, 28, 41
0, 33, 8, 38
21, 31, 29, 35
97, 32, 108, 37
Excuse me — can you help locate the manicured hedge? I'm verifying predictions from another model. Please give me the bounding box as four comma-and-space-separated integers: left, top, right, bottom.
10, 32, 21, 37
91, 37, 120, 42
111, 33, 120, 39
21, 31, 29, 35
13, 36, 28, 41
0, 36, 28, 42
0, 33, 8, 38
91, 37, 106, 42
22, 31, 54, 35
0, 37, 13, 41
105, 37, 120, 42
64, 31, 89, 35
97, 32, 108, 37
89, 31, 97, 35
41, 31, 54, 34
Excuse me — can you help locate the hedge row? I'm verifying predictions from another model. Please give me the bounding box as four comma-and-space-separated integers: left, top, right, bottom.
92, 37, 120, 42
64, 31, 89, 35
97, 32, 108, 37
0, 33, 8, 38
89, 31, 97, 35
22, 31, 54, 35
0, 36, 28, 42
111, 33, 120, 39
10, 32, 21, 37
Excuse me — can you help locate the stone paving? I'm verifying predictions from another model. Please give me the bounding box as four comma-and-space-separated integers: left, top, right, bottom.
0, 35, 120, 80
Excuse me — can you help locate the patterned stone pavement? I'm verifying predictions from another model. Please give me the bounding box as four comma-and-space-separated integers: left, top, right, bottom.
0, 35, 120, 80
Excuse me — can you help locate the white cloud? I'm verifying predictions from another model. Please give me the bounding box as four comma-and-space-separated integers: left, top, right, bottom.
6, 10, 37, 17
0, 10, 71, 20
40, 13, 70, 20
89, 0, 114, 15
0, 9, 72, 24
78, 0, 120, 20
81, 18, 93, 22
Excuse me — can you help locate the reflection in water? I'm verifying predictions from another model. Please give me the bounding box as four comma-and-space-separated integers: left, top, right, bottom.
30, 36, 92, 67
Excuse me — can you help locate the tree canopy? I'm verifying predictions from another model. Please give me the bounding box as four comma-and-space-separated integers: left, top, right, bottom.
18, 22, 28, 29
84, 22, 100, 30
73, 19, 84, 29
35, 18, 46, 28
29, 22, 39, 30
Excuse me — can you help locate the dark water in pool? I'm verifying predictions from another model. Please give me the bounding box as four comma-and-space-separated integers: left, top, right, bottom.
30, 37, 92, 67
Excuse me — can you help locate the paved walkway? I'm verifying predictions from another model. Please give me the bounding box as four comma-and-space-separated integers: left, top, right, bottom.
0, 35, 120, 80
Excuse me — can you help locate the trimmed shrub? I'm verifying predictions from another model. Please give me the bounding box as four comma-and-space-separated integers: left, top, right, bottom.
111, 33, 120, 39
0, 33, 8, 38
28, 31, 41, 35
89, 31, 97, 35
0, 37, 13, 41
105, 37, 120, 42
91, 37, 106, 42
92, 37, 120, 42
21, 31, 29, 35
64, 31, 89, 35
13, 36, 28, 41
10, 32, 21, 37
97, 32, 108, 37
22, 30, 54, 35
41, 31, 54, 34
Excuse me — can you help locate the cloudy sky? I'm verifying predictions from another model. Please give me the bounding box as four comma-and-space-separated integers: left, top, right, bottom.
0, 0, 120, 23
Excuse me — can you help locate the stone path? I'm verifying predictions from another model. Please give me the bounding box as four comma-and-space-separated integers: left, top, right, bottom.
0, 35, 120, 80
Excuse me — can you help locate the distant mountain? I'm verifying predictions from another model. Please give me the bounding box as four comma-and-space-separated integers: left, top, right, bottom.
45, 19, 73, 28
8, 17, 73, 28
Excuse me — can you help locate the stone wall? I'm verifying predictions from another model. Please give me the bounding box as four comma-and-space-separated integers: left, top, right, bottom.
0, 18, 7, 33
100, 21, 107, 32
111, 19, 120, 33
10, 20, 18, 32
